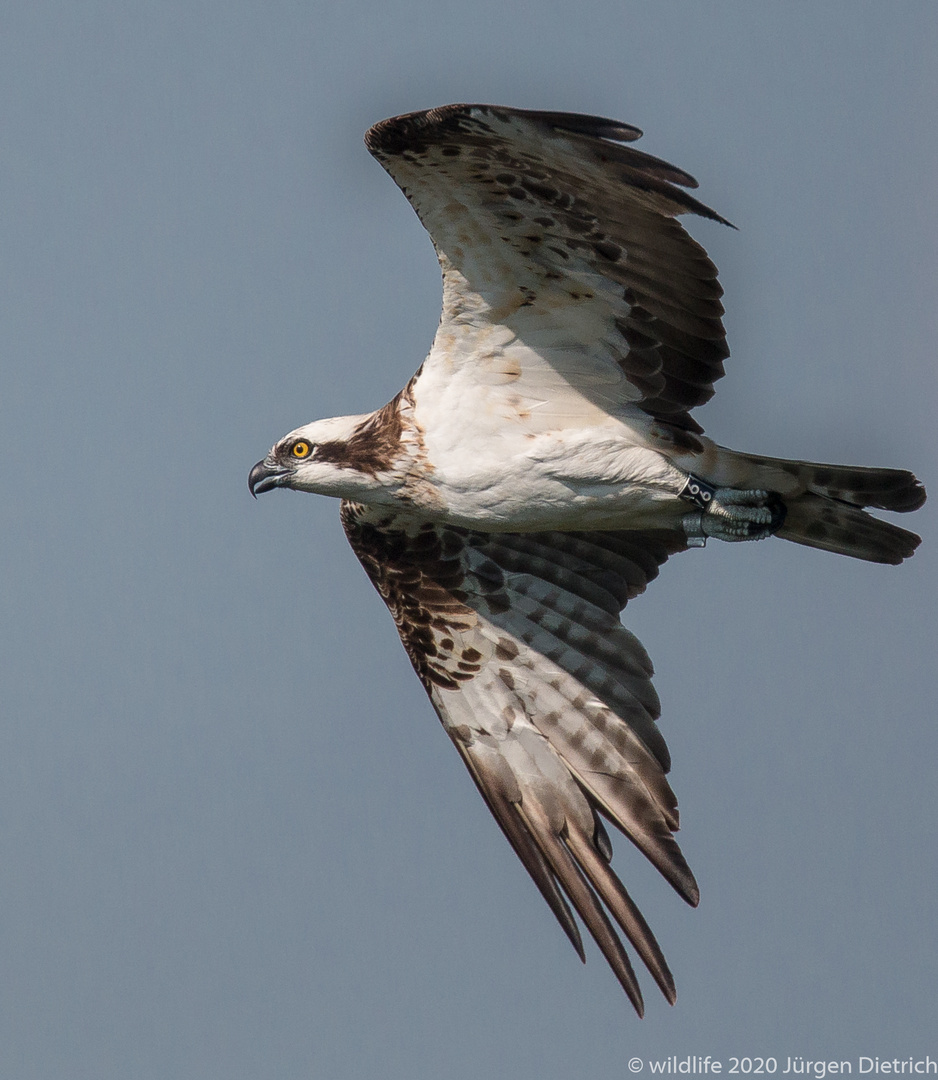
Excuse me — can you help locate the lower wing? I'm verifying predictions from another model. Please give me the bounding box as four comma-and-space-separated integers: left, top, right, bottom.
341, 502, 694, 1015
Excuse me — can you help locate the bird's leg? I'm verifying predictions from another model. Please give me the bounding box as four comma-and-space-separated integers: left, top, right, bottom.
680, 474, 786, 545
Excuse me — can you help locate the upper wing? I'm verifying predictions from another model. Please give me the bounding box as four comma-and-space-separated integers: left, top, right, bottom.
366, 104, 731, 435
341, 501, 695, 1015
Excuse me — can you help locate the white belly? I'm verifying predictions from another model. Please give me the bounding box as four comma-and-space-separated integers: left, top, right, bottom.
414, 424, 689, 531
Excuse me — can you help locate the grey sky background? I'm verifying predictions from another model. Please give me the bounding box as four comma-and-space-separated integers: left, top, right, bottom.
3, 3, 937, 1077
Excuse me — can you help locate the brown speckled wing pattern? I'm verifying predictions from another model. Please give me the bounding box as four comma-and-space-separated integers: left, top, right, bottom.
366, 104, 732, 434
341, 500, 694, 1014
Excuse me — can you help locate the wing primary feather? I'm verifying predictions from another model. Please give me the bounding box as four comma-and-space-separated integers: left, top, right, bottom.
516, 800, 646, 1016
450, 736, 586, 961
593, 813, 614, 862
575, 772, 700, 907
565, 820, 677, 1004
453, 727, 669, 1015
521, 108, 644, 146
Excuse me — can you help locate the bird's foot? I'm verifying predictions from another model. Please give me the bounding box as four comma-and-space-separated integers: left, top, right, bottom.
681, 476, 786, 545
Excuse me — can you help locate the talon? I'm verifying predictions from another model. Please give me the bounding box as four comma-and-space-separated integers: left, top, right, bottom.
682, 478, 787, 544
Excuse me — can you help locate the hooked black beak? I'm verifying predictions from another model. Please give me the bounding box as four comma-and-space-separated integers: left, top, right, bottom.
248, 459, 288, 498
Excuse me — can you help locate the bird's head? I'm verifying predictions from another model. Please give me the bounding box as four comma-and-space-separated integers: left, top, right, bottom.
248, 413, 379, 500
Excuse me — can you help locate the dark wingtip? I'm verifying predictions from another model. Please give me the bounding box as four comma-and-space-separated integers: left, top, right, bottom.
677, 868, 701, 908
366, 103, 645, 155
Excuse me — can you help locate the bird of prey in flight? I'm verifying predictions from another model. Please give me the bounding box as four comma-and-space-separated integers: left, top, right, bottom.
249, 104, 925, 1016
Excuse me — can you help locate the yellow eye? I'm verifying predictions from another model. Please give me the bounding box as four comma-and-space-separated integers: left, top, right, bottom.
291, 441, 311, 459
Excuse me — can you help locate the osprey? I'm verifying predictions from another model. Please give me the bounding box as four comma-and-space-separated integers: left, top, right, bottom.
249, 105, 925, 1016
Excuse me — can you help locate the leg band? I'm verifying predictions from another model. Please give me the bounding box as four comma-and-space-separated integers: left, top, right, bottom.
682, 512, 708, 547
679, 474, 718, 509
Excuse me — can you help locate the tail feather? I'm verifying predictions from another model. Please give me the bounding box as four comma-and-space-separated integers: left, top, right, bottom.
726, 451, 926, 513
703, 448, 926, 564
777, 493, 922, 565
